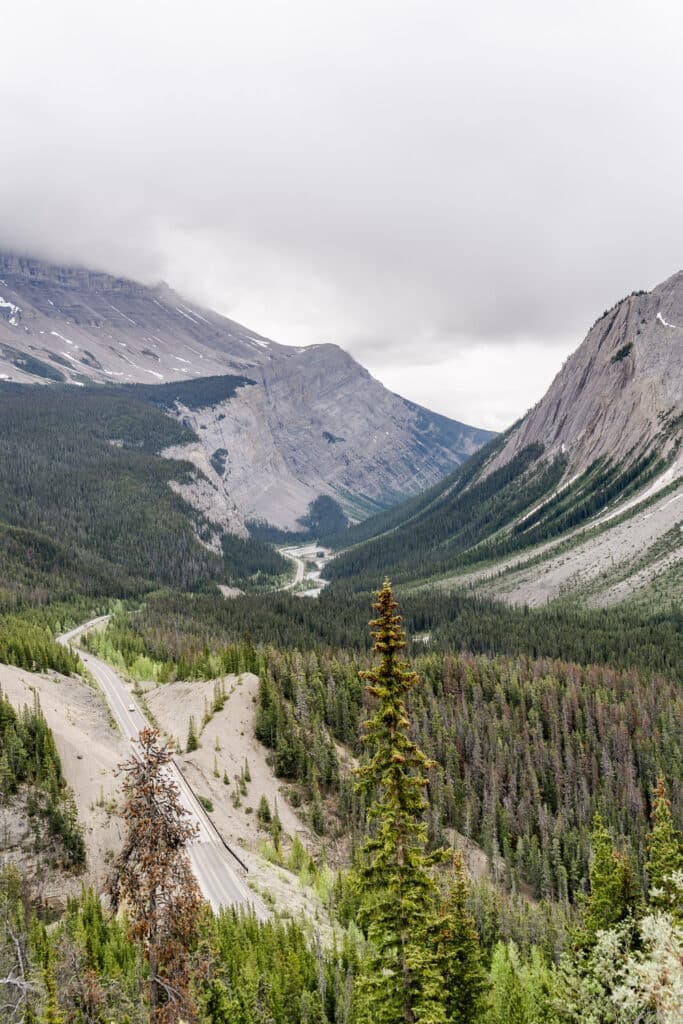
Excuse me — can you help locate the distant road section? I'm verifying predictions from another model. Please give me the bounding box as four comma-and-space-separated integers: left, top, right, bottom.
280, 544, 330, 597
280, 548, 306, 588
58, 619, 266, 918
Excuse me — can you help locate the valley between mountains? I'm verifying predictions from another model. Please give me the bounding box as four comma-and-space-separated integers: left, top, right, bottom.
0, 254, 681, 1024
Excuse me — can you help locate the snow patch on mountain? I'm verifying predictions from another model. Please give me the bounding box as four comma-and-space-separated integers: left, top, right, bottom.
0, 295, 20, 313
656, 311, 680, 329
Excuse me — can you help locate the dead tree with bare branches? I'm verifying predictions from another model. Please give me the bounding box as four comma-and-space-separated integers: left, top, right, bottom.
108, 728, 203, 1024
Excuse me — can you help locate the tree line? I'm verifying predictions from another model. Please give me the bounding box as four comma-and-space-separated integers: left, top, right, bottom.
0, 616, 81, 675
94, 586, 683, 682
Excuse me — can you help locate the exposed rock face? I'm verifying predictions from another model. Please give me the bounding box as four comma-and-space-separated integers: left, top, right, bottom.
0, 251, 285, 384
0, 252, 494, 529
325, 271, 681, 608
447, 272, 682, 607
170, 344, 491, 529
486, 272, 683, 477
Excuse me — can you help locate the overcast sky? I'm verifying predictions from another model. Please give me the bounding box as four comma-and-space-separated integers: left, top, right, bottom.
2, 1, 682, 429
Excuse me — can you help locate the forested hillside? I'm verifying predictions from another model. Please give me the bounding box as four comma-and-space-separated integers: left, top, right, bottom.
325, 436, 676, 590
0, 382, 287, 597
86, 597, 683, 901
56, 584, 683, 1023
0, 615, 81, 674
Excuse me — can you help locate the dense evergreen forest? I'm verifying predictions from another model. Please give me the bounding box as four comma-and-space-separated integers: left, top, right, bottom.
0, 615, 81, 675
2, 588, 681, 1023
0, 383, 287, 594
95, 587, 683, 679
0, 520, 149, 609
0, 873, 360, 1023
86, 603, 683, 905
261, 648, 682, 894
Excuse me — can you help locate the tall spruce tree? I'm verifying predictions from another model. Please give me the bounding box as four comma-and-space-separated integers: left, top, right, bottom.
582, 814, 641, 944
646, 777, 683, 915
433, 852, 488, 1024
354, 579, 447, 1024
486, 943, 527, 1024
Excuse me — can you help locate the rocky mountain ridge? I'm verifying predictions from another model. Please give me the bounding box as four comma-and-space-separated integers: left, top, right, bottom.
0, 252, 494, 531
326, 270, 682, 607
484, 271, 682, 479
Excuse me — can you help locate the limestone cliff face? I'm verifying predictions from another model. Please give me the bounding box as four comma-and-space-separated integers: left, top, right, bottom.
0, 252, 494, 530
169, 343, 491, 529
486, 272, 683, 478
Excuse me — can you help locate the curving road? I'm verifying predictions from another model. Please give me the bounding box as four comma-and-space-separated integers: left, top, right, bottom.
58, 619, 266, 919
280, 544, 331, 597
280, 547, 307, 589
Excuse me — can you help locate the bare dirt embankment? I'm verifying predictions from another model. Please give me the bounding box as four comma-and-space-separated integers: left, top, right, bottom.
142, 671, 332, 920
0, 664, 127, 901
144, 673, 303, 841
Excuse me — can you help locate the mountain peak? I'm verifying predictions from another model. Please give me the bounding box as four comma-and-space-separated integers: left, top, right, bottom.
484, 272, 682, 478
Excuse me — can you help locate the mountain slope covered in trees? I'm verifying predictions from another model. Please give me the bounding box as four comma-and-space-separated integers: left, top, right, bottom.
0, 382, 288, 596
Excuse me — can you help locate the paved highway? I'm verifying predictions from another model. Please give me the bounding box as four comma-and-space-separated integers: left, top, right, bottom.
58, 619, 266, 918
280, 547, 306, 588
280, 544, 331, 596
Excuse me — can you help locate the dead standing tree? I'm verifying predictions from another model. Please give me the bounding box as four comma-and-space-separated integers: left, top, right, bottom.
109, 728, 203, 1024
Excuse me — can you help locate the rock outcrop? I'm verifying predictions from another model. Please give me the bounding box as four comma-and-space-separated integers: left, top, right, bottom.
325, 271, 682, 608
486, 272, 683, 478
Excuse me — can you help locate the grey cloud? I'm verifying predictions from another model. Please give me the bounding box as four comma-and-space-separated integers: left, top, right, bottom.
1, 0, 682, 426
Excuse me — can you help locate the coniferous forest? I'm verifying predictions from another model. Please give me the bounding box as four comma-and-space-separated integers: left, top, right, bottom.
1, 582, 682, 1023
0, 368, 680, 1024
0, 380, 680, 1024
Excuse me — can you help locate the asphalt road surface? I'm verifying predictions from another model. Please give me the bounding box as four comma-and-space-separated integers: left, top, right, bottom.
58, 619, 266, 918
280, 547, 306, 588
280, 544, 331, 596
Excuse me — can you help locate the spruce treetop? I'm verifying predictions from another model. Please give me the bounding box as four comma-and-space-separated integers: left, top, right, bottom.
646, 776, 683, 914
354, 579, 447, 1024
